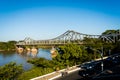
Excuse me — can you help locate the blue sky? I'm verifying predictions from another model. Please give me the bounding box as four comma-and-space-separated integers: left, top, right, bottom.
0, 0, 120, 41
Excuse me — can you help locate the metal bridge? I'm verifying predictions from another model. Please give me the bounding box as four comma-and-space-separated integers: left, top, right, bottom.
16, 30, 120, 46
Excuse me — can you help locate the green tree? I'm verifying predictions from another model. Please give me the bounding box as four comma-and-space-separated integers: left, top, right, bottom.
0, 41, 17, 51
112, 42, 120, 53
53, 44, 93, 67
17, 67, 54, 80
0, 62, 23, 80
102, 30, 118, 35
102, 29, 120, 54
28, 58, 54, 68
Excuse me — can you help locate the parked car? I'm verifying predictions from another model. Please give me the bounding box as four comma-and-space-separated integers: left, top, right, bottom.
80, 62, 95, 70
79, 68, 97, 79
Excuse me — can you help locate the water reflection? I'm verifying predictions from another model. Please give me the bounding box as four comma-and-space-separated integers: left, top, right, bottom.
0, 48, 51, 70
18, 48, 52, 60
17, 47, 38, 58
26, 51, 38, 58
27, 51, 31, 56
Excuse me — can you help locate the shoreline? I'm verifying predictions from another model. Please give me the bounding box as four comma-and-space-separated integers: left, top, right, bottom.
0, 49, 16, 52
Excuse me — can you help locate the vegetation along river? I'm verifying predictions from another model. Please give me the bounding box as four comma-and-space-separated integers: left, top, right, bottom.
0, 48, 51, 70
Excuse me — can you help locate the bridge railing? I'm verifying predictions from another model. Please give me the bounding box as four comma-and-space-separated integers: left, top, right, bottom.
16, 30, 120, 46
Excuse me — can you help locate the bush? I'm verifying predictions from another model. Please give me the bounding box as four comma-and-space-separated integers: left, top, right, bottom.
17, 67, 54, 80
0, 62, 23, 80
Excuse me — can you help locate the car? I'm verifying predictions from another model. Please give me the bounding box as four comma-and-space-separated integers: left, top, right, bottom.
79, 68, 97, 79
80, 62, 95, 70
78, 69, 89, 77
80, 61, 101, 70
112, 55, 120, 65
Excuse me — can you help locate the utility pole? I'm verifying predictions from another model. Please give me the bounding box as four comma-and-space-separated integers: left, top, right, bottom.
101, 47, 104, 72
91, 47, 104, 72
109, 49, 111, 56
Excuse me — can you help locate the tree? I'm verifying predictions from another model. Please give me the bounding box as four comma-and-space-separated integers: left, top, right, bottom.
53, 44, 95, 67
0, 41, 17, 51
112, 42, 120, 53
102, 29, 120, 54
27, 58, 54, 68
0, 62, 23, 80
102, 30, 118, 35
102, 29, 120, 43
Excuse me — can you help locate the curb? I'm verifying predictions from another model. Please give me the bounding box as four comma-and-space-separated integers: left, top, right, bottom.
30, 72, 56, 80
30, 66, 79, 80
48, 74, 61, 80
49, 67, 81, 80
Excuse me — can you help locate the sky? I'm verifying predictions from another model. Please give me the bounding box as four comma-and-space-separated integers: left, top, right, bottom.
0, 0, 120, 41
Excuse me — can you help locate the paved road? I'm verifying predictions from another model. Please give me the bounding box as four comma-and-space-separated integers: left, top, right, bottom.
54, 64, 120, 80
54, 70, 82, 80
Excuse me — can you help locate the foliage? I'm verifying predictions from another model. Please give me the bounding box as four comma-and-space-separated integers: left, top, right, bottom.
0, 41, 17, 51
112, 42, 120, 53
53, 44, 96, 68
17, 67, 54, 80
27, 58, 55, 68
0, 62, 23, 80
102, 29, 119, 35
101, 29, 120, 54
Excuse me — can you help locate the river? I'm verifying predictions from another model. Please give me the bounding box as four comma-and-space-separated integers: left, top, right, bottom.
0, 48, 51, 70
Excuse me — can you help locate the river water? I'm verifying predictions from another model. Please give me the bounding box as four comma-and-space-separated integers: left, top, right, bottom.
0, 48, 51, 70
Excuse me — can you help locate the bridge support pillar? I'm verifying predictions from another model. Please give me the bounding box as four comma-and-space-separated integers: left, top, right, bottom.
50, 46, 58, 58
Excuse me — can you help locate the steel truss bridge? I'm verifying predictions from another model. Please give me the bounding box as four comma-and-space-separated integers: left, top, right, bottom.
16, 30, 120, 46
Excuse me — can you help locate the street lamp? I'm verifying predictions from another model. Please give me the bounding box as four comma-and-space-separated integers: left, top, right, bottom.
91, 47, 104, 72
101, 47, 104, 72
109, 49, 111, 56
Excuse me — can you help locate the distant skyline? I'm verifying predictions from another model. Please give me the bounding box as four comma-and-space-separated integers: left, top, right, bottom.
0, 0, 120, 41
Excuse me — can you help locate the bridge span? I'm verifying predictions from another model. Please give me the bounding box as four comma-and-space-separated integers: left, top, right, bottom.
16, 30, 120, 46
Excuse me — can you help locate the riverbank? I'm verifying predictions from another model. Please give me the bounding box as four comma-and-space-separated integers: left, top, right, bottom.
0, 49, 16, 52
0, 48, 51, 70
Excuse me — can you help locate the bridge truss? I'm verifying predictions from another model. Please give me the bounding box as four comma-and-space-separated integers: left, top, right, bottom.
16, 30, 120, 46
